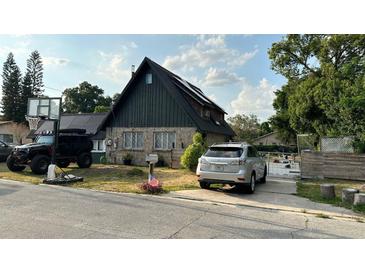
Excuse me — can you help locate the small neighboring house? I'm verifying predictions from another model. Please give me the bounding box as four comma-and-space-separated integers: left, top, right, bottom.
0, 121, 30, 144
252, 131, 296, 146
29, 113, 108, 163
101, 57, 235, 168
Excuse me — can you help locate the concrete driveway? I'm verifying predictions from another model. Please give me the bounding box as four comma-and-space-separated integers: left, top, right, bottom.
167, 177, 361, 219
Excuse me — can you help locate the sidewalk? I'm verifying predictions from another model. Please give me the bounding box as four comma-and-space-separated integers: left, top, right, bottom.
167, 177, 364, 221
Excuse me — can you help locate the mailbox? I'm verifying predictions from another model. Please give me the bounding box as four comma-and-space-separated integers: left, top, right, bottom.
146, 154, 158, 164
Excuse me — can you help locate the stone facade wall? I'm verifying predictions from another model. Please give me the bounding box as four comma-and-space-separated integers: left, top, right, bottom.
301, 151, 365, 181
106, 127, 197, 168
205, 133, 228, 146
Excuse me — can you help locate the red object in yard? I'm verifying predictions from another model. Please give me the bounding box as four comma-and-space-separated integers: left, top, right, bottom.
148, 177, 160, 187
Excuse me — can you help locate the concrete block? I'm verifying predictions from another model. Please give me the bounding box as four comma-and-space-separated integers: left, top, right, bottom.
354, 193, 365, 206
342, 188, 359, 204
320, 184, 336, 199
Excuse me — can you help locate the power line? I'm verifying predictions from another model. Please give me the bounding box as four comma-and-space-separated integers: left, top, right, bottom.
44, 86, 63, 92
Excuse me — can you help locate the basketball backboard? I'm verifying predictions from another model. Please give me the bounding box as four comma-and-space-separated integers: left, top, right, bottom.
27, 97, 61, 120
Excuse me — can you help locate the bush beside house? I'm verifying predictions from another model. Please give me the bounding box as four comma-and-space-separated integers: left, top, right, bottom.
180, 133, 206, 171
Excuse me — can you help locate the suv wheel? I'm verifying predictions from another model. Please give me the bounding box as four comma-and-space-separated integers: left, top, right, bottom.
246, 172, 256, 194
30, 154, 51, 175
199, 181, 210, 189
57, 160, 71, 168
6, 155, 26, 172
77, 152, 92, 168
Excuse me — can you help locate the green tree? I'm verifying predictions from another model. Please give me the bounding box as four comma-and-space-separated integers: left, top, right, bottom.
1, 53, 22, 122
227, 114, 261, 142
259, 121, 273, 136
268, 34, 365, 142
94, 105, 110, 113
62, 81, 111, 113
26, 50, 44, 96
181, 132, 206, 171
19, 72, 33, 122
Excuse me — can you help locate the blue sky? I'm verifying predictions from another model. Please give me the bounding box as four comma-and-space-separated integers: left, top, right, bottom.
0, 34, 286, 121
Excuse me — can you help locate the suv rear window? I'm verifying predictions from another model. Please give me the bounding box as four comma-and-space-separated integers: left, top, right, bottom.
205, 147, 243, 158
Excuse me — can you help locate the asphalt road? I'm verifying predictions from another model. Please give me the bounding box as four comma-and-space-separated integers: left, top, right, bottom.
1, 179, 364, 239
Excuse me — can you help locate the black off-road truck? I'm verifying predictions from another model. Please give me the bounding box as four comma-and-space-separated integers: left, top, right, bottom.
6, 129, 93, 175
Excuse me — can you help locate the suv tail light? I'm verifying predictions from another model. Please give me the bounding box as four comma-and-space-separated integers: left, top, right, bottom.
239, 159, 246, 165
231, 159, 246, 165
200, 157, 209, 164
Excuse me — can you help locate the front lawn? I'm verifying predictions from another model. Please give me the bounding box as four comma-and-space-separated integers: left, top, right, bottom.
0, 162, 199, 193
297, 179, 365, 214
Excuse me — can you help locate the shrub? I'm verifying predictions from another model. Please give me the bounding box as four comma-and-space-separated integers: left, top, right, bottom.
99, 155, 107, 164
181, 132, 206, 171
140, 178, 163, 194
155, 155, 166, 167
353, 137, 365, 153
123, 153, 133, 165
123, 153, 133, 161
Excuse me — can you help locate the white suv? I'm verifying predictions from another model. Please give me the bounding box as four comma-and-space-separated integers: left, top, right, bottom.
196, 142, 267, 193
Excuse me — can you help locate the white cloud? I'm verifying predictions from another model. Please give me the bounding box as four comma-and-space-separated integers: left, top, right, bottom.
96, 51, 130, 84
163, 35, 258, 71
121, 41, 138, 51
43, 56, 70, 66
201, 67, 242, 87
230, 78, 277, 121
0, 41, 31, 58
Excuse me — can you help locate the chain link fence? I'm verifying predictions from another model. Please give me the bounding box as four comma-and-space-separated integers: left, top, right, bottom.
320, 136, 354, 153
297, 134, 317, 155
296, 134, 355, 154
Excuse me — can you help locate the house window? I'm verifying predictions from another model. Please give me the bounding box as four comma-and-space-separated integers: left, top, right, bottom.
154, 132, 176, 150
123, 132, 144, 149
92, 140, 105, 152
0, 134, 13, 143
146, 73, 152, 84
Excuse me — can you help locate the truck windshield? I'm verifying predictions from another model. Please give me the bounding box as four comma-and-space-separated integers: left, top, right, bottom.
36, 135, 54, 144
205, 147, 244, 158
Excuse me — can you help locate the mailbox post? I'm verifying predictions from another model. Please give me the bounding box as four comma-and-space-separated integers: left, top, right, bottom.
145, 154, 158, 181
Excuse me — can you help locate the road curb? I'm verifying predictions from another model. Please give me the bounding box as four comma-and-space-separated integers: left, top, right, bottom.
166, 192, 365, 222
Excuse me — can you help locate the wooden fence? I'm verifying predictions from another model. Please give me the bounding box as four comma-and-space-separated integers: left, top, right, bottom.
301, 151, 365, 181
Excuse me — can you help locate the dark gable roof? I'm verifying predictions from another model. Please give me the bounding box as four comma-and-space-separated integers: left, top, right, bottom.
102, 57, 235, 136
28, 112, 108, 139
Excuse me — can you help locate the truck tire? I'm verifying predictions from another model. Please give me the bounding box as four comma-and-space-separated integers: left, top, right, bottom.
30, 154, 51, 175
199, 181, 210, 189
246, 172, 256, 194
6, 155, 26, 172
77, 152, 92, 168
57, 159, 71, 168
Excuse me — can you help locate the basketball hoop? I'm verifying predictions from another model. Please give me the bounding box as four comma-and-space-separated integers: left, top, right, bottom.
26, 116, 41, 131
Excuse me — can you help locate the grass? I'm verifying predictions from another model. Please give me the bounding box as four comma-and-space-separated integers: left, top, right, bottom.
296, 178, 365, 214
0, 162, 199, 194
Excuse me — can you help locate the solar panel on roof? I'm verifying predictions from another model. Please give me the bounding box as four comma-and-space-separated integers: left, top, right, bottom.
173, 76, 211, 104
